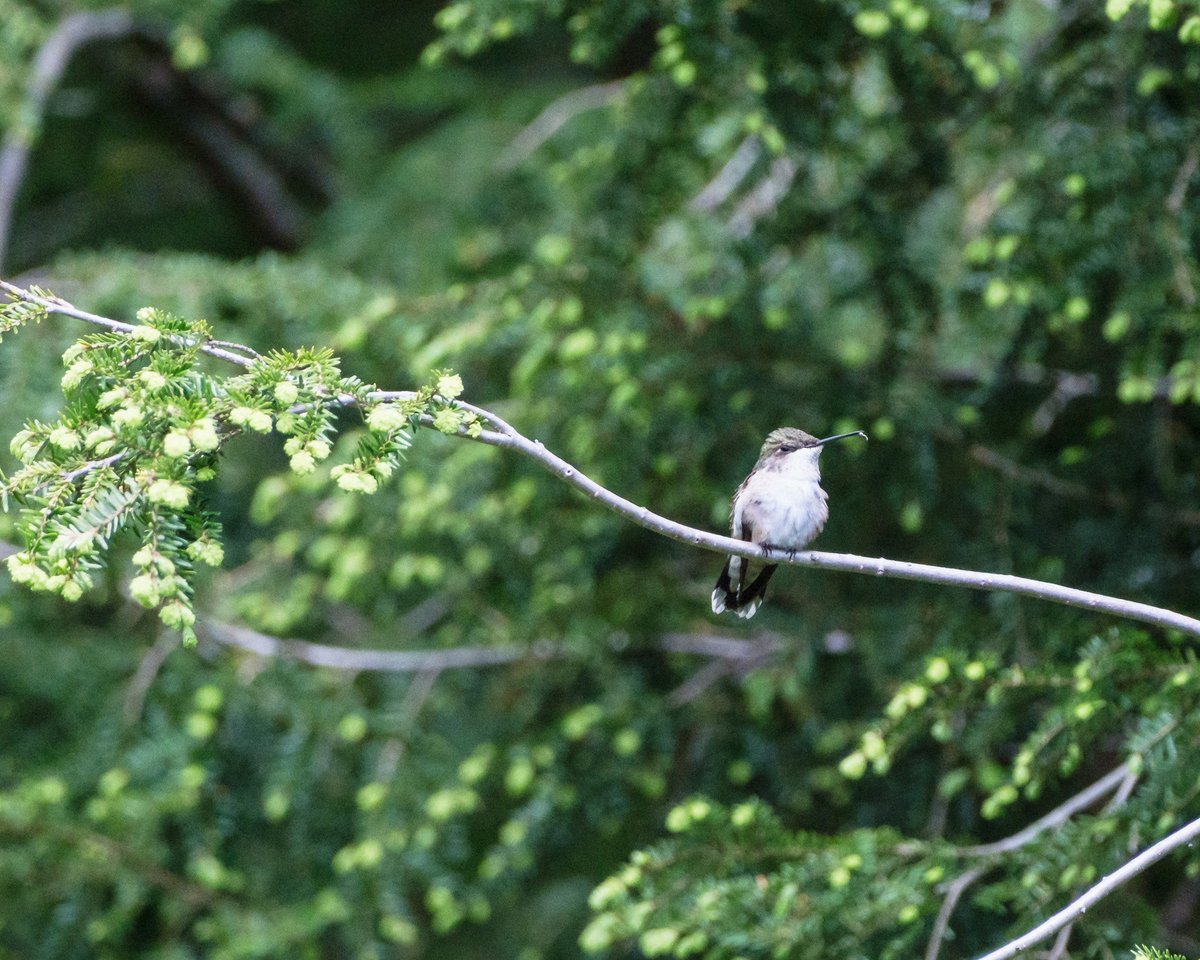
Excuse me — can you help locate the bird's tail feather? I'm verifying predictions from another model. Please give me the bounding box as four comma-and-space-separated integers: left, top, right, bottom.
712, 561, 777, 618
711, 560, 735, 614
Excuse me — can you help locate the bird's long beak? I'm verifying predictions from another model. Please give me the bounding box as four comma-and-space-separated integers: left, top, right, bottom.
816, 430, 868, 446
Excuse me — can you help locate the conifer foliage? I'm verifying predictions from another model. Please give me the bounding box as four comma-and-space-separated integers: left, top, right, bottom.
2, 0, 1200, 958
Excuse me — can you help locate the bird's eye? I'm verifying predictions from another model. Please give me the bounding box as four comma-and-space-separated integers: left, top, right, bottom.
778, 443, 797, 453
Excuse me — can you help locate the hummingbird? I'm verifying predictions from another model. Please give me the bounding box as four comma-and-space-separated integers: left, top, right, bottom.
711, 427, 867, 618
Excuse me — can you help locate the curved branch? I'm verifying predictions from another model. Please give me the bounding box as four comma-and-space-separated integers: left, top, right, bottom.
961, 764, 1132, 858
0, 9, 138, 271
925, 741, 1166, 954
467, 423, 1200, 639
5, 279, 1200, 641
128, 46, 307, 250
926, 866, 988, 960
497, 80, 626, 171
975, 813, 1200, 960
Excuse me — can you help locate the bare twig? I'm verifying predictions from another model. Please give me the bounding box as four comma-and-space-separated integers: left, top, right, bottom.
372, 668, 440, 781
1029, 372, 1098, 436
1166, 146, 1200, 308
926, 865, 988, 960
0, 9, 137, 271
961, 764, 1131, 858
199, 619, 549, 671
207, 338, 262, 360
925, 762, 1139, 960
1101, 764, 1140, 814
969, 444, 1114, 507
659, 632, 783, 661
974, 813, 1200, 960
123, 629, 178, 723
662, 632, 782, 707
936, 360, 1186, 406
6, 280, 1200, 641
1167, 145, 1199, 215
1045, 922, 1073, 960
962, 722, 1175, 860
666, 659, 739, 707
397, 593, 452, 634
690, 135, 763, 212
197, 616, 786, 677
967, 443, 1200, 528
1171, 251, 1196, 309
497, 81, 626, 171
59, 451, 127, 484
468, 422, 1200, 638
727, 155, 798, 238
0, 818, 222, 907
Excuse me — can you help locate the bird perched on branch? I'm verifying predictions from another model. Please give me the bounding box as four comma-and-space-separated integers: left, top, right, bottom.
712, 427, 866, 618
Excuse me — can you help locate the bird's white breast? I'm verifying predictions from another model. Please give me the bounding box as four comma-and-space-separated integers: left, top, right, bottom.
733, 450, 828, 549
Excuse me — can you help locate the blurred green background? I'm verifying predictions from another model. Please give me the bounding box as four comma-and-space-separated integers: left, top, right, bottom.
2, 0, 1200, 957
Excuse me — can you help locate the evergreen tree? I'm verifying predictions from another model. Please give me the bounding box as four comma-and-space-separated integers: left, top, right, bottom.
2, 1, 1199, 957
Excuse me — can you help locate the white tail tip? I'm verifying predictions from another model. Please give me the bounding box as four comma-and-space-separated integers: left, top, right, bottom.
735, 598, 761, 619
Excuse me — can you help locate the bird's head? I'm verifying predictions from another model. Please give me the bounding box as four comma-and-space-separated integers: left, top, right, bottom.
759, 427, 867, 462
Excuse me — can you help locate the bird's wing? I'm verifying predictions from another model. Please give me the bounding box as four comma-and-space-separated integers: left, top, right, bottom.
729, 470, 753, 540
727, 470, 761, 597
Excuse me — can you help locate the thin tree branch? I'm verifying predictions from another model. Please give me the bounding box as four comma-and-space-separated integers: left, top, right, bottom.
372, 667, 440, 781
1029, 372, 1099, 436
0, 9, 137, 271
961, 764, 1132, 858
926, 760, 1144, 959
965, 441, 1200, 528
659, 632, 783, 661
961, 719, 1178, 860
935, 360, 1184, 405
206, 338, 262, 360
1167, 146, 1200, 309
926, 865, 988, 960
0, 817, 223, 907
6, 279, 1200, 641
497, 80, 626, 171
662, 632, 783, 707
1045, 922, 1073, 960
199, 619, 552, 671
727, 155, 798, 237
0, 7, 317, 264
198, 616, 786, 675
0, 544, 784, 676
465, 424, 1200, 639
1101, 764, 1140, 814
690, 135, 763, 212
665, 659, 738, 707
969, 443, 1115, 508
59, 451, 126, 483
0, 280, 257, 368
123, 629, 179, 723
1167, 144, 1200, 216
974, 813, 1200, 960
